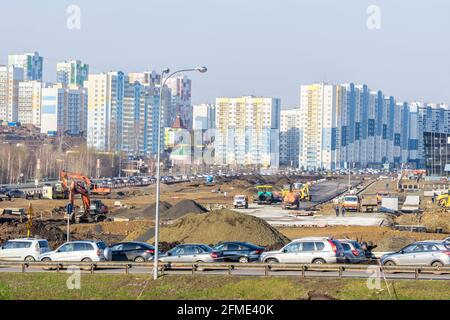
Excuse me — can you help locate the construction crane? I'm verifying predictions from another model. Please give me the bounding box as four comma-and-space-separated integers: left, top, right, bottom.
60, 171, 109, 223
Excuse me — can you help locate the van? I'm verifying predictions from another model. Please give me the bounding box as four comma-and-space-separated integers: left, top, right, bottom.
0, 238, 50, 261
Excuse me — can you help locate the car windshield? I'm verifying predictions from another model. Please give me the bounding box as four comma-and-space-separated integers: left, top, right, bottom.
344, 196, 358, 202
235, 196, 246, 200
199, 245, 213, 252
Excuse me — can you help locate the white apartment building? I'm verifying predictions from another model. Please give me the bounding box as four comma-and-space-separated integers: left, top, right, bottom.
215, 96, 280, 168
280, 108, 301, 167
18, 80, 42, 126
193, 104, 216, 131
299, 83, 339, 170
56, 60, 89, 86
8, 52, 43, 81
0, 65, 24, 122
40, 83, 87, 136
85, 72, 125, 151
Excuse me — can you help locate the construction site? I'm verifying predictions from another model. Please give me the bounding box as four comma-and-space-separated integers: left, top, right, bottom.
0, 169, 449, 253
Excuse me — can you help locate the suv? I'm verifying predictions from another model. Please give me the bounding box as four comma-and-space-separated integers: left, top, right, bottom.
381, 241, 450, 267
338, 239, 367, 264
0, 238, 50, 261
260, 237, 345, 264
40, 241, 107, 262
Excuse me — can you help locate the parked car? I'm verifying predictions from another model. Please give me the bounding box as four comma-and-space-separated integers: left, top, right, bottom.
0, 238, 50, 261
105, 242, 155, 262
7, 189, 25, 199
444, 237, 450, 243
158, 244, 222, 263
213, 242, 264, 263
260, 237, 345, 264
40, 241, 107, 262
381, 241, 450, 267
338, 239, 367, 264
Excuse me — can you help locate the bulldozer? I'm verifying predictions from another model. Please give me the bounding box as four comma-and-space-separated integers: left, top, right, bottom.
61, 171, 109, 223
282, 182, 311, 210
254, 185, 274, 205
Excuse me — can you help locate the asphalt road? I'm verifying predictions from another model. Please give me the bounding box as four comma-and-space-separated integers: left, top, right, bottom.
0, 265, 449, 281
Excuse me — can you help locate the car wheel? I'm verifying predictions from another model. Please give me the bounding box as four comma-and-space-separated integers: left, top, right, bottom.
81, 258, 93, 270
312, 258, 326, 264
266, 258, 279, 264
383, 260, 396, 266
24, 256, 35, 262
431, 261, 444, 268
41, 257, 53, 270
134, 256, 146, 263
196, 260, 205, 272
238, 257, 249, 263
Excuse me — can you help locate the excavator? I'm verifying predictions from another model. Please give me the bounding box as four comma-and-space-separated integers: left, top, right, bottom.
282, 182, 311, 210
60, 171, 109, 223
436, 190, 450, 208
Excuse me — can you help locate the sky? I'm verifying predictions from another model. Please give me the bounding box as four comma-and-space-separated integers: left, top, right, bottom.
0, 0, 449, 107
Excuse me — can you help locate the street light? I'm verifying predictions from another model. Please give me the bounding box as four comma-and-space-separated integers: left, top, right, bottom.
153, 66, 208, 280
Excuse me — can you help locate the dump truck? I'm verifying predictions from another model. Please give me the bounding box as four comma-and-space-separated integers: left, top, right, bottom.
341, 194, 360, 212
233, 195, 249, 209
254, 185, 273, 205
360, 195, 378, 213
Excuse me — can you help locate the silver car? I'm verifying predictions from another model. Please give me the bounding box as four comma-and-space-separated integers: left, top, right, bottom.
40, 241, 107, 262
381, 241, 450, 267
338, 239, 367, 264
260, 237, 345, 264
158, 244, 223, 263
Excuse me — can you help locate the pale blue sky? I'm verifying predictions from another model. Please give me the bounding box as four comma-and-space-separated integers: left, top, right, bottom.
0, 0, 449, 107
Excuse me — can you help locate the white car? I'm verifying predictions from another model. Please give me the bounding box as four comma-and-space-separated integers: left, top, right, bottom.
0, 238, 50, 261
260, 237, 346, 264
40, 241, 107, 262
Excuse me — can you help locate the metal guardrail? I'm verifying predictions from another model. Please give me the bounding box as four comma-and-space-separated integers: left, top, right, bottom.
0, 261, 449, 279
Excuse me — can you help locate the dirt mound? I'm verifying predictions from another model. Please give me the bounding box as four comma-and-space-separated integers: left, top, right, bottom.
151, 209, 290, 247
0, 219, 66, 248
160, 200, 208, 220
111, 201, 172, 220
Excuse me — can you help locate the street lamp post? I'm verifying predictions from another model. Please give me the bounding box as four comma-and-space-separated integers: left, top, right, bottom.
153, 66, 207, 280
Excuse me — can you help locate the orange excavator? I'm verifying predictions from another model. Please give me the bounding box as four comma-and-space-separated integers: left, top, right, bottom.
60, 171, 109, 223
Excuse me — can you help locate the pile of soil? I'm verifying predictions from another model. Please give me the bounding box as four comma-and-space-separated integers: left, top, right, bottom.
111, 201, 172, 220
151, 209, 290, 247
160, 200, 208, 220
0, 218, 66, 248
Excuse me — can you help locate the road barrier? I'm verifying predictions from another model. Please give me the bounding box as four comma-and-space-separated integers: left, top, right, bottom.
0, 261, 449, 280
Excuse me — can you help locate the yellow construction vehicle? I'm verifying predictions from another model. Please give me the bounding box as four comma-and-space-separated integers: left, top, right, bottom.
437, 191, 450, 208
282, 182, 311, 210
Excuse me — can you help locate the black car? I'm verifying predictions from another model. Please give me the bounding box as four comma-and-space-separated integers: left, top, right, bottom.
213, 242, 265, 263
7, 189, 25, 199
106, 242, 155, 262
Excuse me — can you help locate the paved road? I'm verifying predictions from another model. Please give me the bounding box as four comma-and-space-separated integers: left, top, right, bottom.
1, 265, 449, 281
234, 179, 385, 227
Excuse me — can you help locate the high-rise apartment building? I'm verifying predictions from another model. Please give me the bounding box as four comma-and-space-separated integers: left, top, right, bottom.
8, 52, 43, 81
280, 108, 301, 168
18, 80, 42, 126
85, 72, 125, 151
165, 76, 192, 129
215, 96, 280, 168
56, 60, 89, 86
299, 83, 339, 170
0, 65, 24, 122
193, 104, 216, 131
40, 83, 87, 136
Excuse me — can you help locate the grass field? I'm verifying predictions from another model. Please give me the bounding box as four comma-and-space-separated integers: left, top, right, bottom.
0, 273, 448, 300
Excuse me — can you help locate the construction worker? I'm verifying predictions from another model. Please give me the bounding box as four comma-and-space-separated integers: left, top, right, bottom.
342, 207, 346, 217
335, 204, 340, 217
